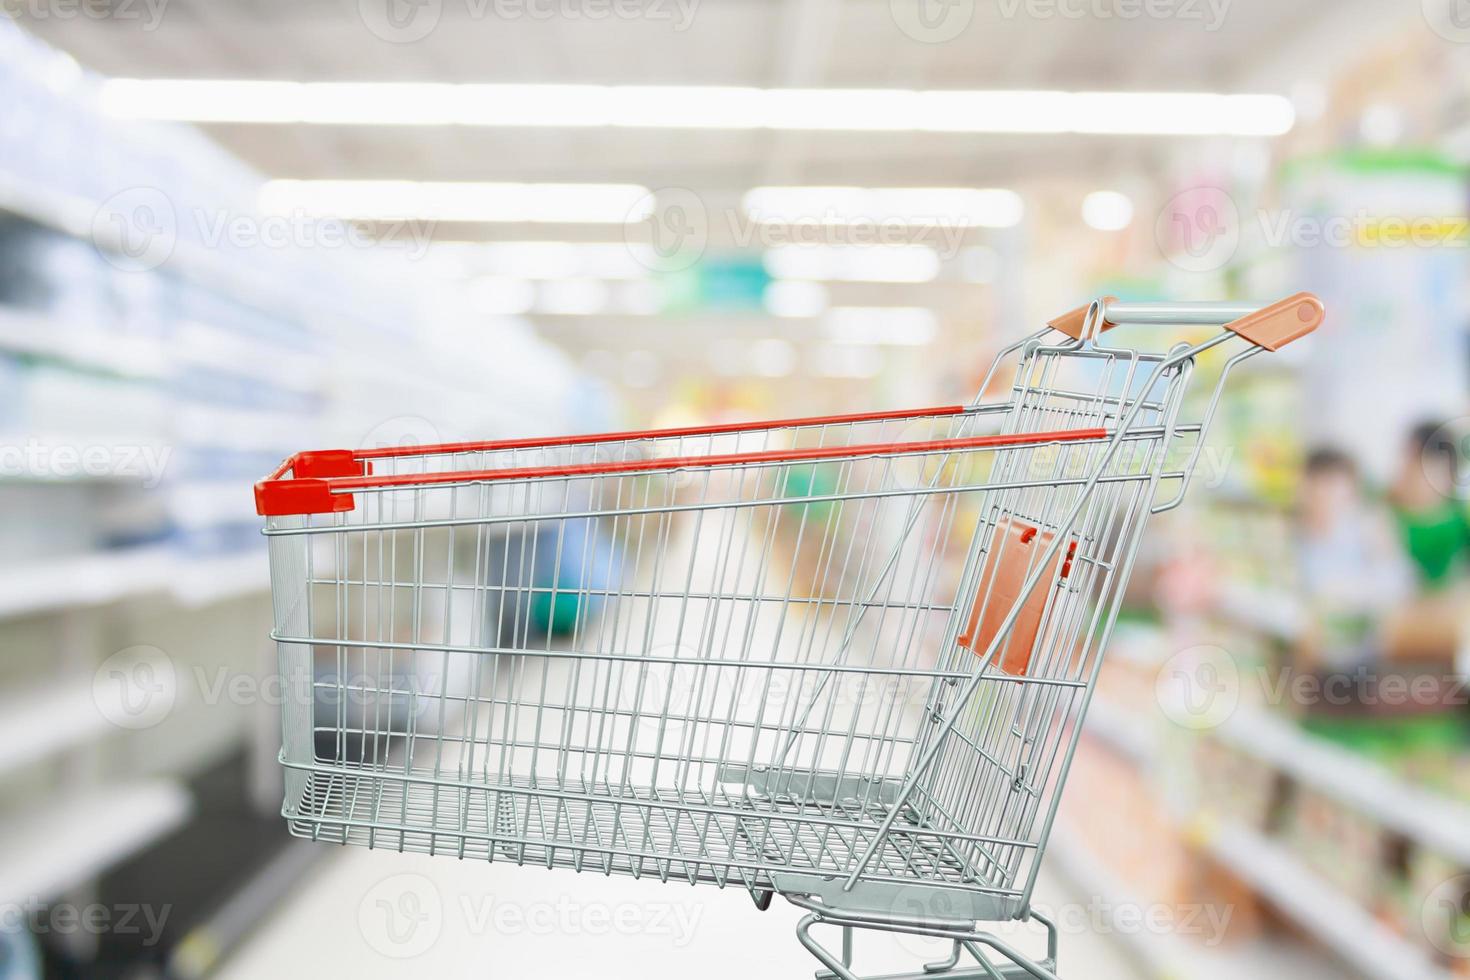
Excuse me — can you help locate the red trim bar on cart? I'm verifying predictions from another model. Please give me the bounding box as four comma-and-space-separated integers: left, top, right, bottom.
256, 422, 1109, 517
351, 404, 973, 461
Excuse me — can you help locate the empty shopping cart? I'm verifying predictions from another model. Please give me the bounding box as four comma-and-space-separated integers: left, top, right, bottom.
255, 293, 1324, 979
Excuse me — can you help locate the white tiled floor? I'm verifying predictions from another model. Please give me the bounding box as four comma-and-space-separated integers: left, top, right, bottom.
219, 846, 1142, 980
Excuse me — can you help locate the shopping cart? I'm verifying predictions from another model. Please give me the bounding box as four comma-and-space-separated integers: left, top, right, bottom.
255, 293, 1323, 979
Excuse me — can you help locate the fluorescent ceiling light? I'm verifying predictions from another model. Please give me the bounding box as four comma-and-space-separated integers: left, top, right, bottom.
435, 241, 653, 278
824, 308, 940, 347
751, 339, 797, 379
745, 187, 1023, 228
959, 246, 999, 283
467, 276, 535, 315
260, 180, 652, 223
614, 280, 664, 315
1081, 191, 1135, 231
763, 244, 940, 284
763, 280, 829, 318
103, 80, 1295, 136
535, 279, 611, 315
812, 345, 883, 380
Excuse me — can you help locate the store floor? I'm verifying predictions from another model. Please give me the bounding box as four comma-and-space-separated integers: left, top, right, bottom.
219, 845, 1141, 979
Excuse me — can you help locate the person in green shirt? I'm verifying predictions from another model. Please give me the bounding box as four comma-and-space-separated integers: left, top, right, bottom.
1388, 421, 1470, 589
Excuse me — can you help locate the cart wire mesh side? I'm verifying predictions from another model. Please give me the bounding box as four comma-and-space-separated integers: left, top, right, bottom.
255, 292, 1325, 980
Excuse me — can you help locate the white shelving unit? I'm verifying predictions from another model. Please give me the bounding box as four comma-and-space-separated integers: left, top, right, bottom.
0, 173, 315, 320
1078, 694, 1469, 979
0, 680, 113, 779
0, 546, 176, 619
1048, 829, 1342, 980
1080, 696, 1156, 764
0, 31, 588, 974
0, 780, 192, 905
0, 307, 170, 380
0, 546, 276, 620
1085, 695, 1470, 871
1199, 821, 1454, 980
1213, 578, 1305, 641
1214, 707, 1470, 868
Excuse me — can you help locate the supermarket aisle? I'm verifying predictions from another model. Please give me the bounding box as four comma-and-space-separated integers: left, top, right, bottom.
217, 846, 1142, 979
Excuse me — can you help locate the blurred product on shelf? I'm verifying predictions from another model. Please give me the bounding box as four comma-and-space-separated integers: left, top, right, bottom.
0, 926, 39, 980
1294, 447, 1413, 669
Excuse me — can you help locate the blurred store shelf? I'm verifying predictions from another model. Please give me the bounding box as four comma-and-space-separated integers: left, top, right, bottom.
1197, 821, 1453, 980
0, 545, 269, 619
1080, 693, 1470, 978
1081, 696, 1156, 764
1087, 694, 1470, 869
1212, 707, 1470, 869
1048, 829, 1341, 980
0, 307, 169, 380
0, 172, 308, 319
0, 780, 191, 905
1214, 579, 1305, 640
0, 680, 110, 779
0, 545, 175, 618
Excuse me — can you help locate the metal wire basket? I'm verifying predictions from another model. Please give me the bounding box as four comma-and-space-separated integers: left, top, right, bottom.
255, 293, 1323, 980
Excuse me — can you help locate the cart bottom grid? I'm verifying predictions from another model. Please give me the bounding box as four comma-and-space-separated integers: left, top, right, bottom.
285, 767, 1028, 912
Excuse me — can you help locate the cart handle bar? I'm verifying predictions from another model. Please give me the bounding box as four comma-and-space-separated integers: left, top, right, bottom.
1048, 291, 1324, 350
255, 425, 1107, 517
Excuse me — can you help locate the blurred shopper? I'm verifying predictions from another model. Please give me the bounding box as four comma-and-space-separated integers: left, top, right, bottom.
1379, 422, 1470, 664
1389, 421, 1470, 588
1295, 448, 1413, 668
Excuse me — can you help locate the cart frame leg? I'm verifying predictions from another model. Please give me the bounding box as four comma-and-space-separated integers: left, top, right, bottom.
793, 904, 1059, 980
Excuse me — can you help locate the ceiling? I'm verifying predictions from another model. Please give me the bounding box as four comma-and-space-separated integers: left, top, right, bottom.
12, 0, 1420, 403
21, 0, 1404, 192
